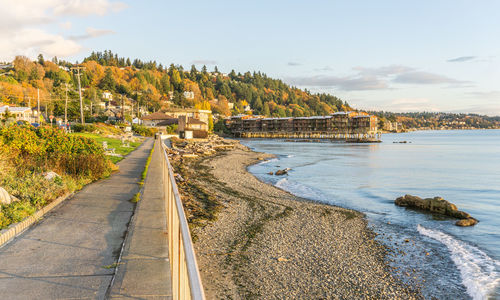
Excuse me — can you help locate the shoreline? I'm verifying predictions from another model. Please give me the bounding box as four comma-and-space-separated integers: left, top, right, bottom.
175, 141, 422, 299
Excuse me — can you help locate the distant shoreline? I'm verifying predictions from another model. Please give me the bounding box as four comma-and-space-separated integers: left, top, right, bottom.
384, 127, 500, 133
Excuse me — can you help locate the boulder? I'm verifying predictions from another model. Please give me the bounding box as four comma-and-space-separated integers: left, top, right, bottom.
275, 168, 291, 176
395, 194, 477, 226
43, 171, 61, 181
456, 218, 478, 227
0, 187, 17, 205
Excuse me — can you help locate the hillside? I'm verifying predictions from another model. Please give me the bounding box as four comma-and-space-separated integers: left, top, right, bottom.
373, 111, 500, 131
0, 51, 348, 121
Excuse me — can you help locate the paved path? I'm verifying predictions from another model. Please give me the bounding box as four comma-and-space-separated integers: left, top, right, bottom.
109, 139, 172, 299
0, 138, 154, 299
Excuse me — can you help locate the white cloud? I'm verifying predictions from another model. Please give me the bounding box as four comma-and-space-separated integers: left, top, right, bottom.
60, 21, 73, 30
389, 98, 441, 112
0, 0, 125, 61
353, 65, 414, 76
447, 56, 476, 63
393, 71, 467, 85
288, 64, 467, 91
53, 0, 127, 16
69, 27, 115, 40
0, 28, 82, 61
285, 74, 389, 91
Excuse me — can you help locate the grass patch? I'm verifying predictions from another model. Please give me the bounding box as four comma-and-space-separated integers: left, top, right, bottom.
71, 132, 142, 163
138, 144, 154, 186
339, 209, 358, 220
101, 262, 121, 269
130, 192, 141, 203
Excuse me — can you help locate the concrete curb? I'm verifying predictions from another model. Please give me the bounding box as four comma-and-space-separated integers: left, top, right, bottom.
0, 192, 73, 248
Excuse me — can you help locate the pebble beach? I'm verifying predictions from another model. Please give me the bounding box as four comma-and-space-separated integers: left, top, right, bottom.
182, 143, 423, 299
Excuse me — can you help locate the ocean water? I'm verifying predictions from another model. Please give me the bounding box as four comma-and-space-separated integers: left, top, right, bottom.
241, 130, 500, 300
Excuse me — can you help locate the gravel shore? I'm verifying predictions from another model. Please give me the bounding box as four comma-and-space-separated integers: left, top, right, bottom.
183, 144, 422, 299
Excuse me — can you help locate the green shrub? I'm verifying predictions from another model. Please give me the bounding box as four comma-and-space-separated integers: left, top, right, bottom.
132, 124, 158, 137
0, 124, 109, 179
71, 124, 96, 133
214, 119, 230, 134
166, 124, 178, 134
72, 124, 84, 132
0, 125, 113, 229
2, 201, 36, 224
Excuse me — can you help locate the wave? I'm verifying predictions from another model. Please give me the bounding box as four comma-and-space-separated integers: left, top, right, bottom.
417, 225, 500, 300
275, 178, 328, 202
256, 158, 278, 166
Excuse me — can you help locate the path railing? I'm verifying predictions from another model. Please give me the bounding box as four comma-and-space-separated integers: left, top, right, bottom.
160, 139, 205, 300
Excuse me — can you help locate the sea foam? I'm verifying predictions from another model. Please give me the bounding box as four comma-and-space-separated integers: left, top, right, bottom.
256, 158, 278, 165
275, 178, 327, 202
417, 225, 500, 300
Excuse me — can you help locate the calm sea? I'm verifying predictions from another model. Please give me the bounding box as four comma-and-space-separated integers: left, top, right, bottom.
242, 130, 500, 300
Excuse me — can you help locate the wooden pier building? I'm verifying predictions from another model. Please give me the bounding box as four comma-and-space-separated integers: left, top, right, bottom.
225, 112, 381, 142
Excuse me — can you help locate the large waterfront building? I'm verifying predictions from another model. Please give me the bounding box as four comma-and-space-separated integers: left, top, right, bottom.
225, 111, 379, 141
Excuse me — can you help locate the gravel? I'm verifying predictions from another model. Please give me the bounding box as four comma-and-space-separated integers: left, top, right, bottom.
188, 144, 423, 299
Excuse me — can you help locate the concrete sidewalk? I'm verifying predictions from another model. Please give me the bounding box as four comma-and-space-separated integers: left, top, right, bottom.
0, 138, 154, 299
109, 139, 172, 299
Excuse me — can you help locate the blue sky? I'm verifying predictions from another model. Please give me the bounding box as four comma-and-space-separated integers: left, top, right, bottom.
2, 0, 499, 115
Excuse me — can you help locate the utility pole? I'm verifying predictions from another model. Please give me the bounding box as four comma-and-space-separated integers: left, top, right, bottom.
64, 83, 68, 124
71, 66, 86, 125
121, 94, 124, 122
92, 89, 96, 116
37, 88, 40, 123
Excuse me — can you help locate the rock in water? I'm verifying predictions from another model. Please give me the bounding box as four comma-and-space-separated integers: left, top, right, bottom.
275, 168, 290, 176
395, 194, 478, 226
456, 218, 478, 227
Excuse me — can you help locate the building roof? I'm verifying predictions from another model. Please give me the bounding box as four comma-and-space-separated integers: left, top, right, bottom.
0, 105, 31, 113
187, 118, 207, 125
157, 119, 179, 126
141, 112, 176, 120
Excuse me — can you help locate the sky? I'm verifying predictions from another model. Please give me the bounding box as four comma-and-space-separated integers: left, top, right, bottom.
1, 0, 499, 116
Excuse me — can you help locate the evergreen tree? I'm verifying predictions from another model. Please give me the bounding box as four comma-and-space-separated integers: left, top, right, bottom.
37, 54, 45, 65
99, 68, 116, 91
263, 102, 270, 116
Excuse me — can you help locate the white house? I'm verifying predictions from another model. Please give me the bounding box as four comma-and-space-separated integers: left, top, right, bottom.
102, 91, 113, 101
183, 91, 195, 100
0, 105, 33, 122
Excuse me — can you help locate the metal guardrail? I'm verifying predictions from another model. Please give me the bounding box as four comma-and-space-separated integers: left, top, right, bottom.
160, 140, 205, 300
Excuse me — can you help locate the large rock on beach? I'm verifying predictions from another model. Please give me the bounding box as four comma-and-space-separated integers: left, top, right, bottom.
395, 194, 477, 226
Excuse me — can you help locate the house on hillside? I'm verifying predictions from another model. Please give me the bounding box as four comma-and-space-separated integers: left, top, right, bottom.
0, 105, 34, 122
102, 91, 113, 101
103, 108, 122, 121
141, 112, 178, 127
183, 91, 195, 100
178, 116, 208, 139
